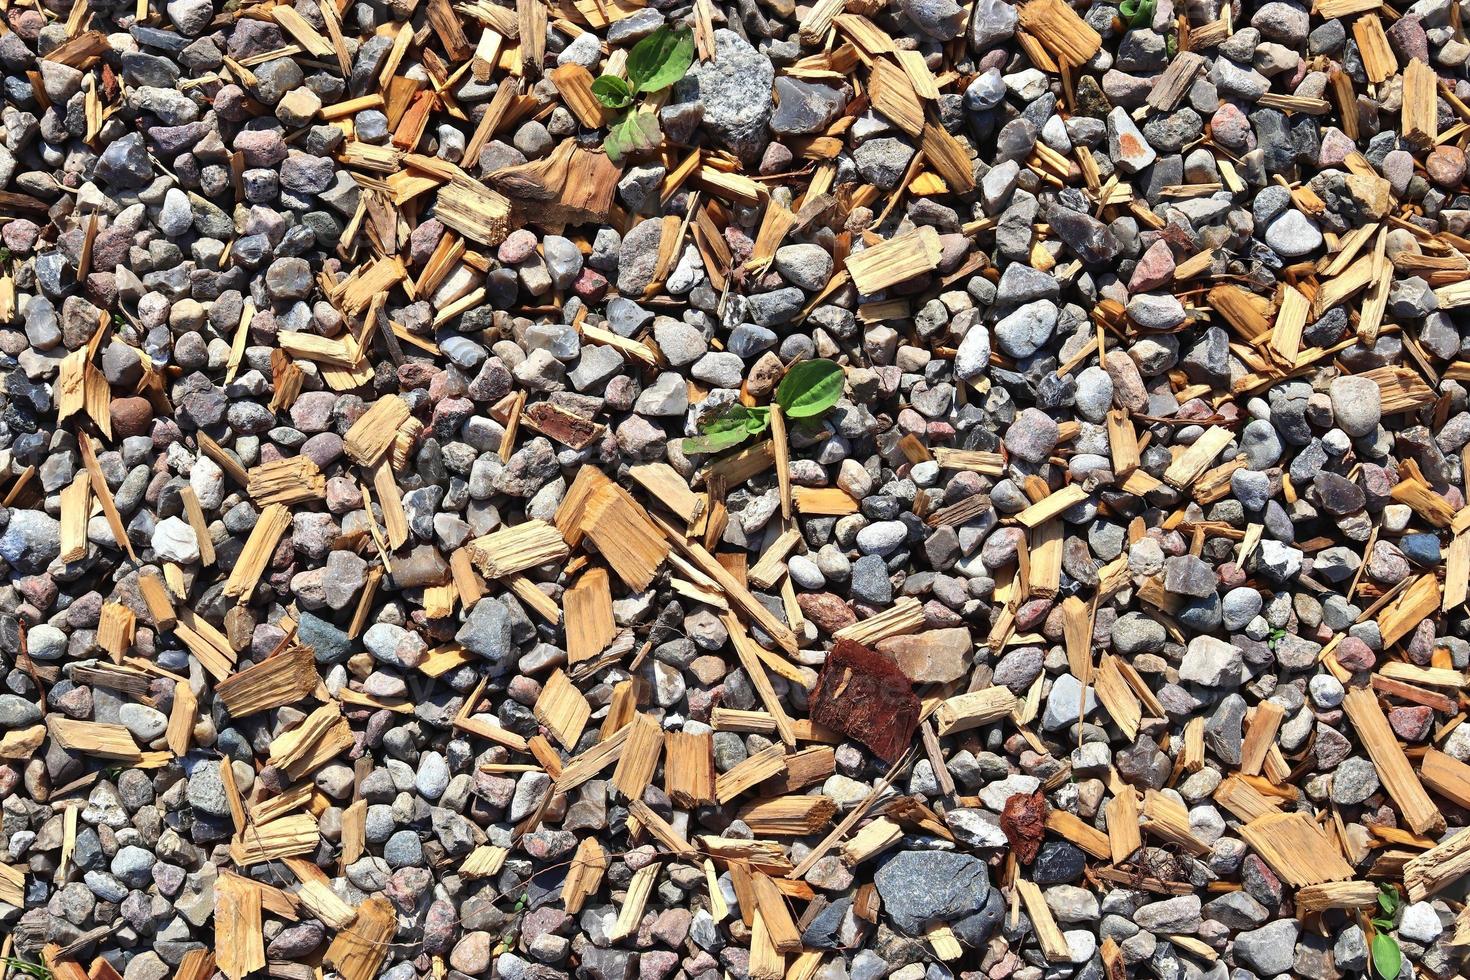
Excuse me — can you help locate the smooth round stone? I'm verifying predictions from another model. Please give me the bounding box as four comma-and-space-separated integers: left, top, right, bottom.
856, 520, 908, 556
119, 703, 169, 742
1221, 587, 1264, 630
787, 555, 826, 590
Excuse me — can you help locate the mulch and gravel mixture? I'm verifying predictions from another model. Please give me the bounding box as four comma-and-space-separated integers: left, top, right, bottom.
5, 0, 1470, 978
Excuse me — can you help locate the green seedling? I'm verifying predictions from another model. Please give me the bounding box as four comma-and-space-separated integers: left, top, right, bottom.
592, 27, 695, 162
682, 358, 845, 456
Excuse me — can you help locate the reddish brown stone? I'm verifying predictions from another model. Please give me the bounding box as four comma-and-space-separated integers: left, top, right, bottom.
1334, 635, 1376, 672
1427, 145, 1467, 189
110, 396, 154, 439
1388, 705, 1433, 742
796, 592, 857, 634
1001, 790, 1047, 864
808, 638, 919, 763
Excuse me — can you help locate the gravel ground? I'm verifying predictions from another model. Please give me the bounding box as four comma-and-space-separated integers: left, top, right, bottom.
4, 0, 1470, 979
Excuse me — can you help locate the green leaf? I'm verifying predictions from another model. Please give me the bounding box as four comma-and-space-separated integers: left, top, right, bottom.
1371, 934, 1402, 979
1378, 884, 1400, 916
626, 26, 695, 94
603, 110, 657, 162
591, 75, 633, 109
1119, 0, 1155, 27
681, 405, 770, 455
775, 358, 845, 419
624, 109, 663, 152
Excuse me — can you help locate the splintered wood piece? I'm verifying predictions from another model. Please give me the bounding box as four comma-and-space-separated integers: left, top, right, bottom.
0, 862, 25, 906
173, 951, 215, 980
736, 795, 837, 836
840, 817, 903, 866
60, 472, 89, 563
467, 520, 570, 577
656, 513, 798, 655
459, 845, 510, 880
1352, 14, 1395, 84
1270, 285, 1310, 365
46, 717, 140, 761
1239, 810, 1357, 886
434, 171, 512, 246
1342, 684, 1444, 836
344, 394, 412, 466
611, 863, 658, 942
1016, 878, 1071, 962
1391, 477, 1457, 527
1377, 573, 1442, 647
174, 606, 239, 680
611, 713, 663, 800
792, 486, 860, 515
627, 798, 696, 857
750, 873, 803, 954
229, 813, 319, 865
1296, 881, 1379, 912
166, 679, 196, 757
582, 484, 670, 591
553, 723, 632, 793
1422, 749, 1470, 810
324, 896, 395, 980
629, 463, 705, 525
341, 800, 366, 865
832, 596, 925, 645
1106, 410, 1139, 479
845, 226, 943, 294
1016, 0, 1101, 64
79, 432, 137, 562
1212, 776, 1284, 823
370, 460, 409, 551
921, 116, 977, 192
535, 670, 590, 750
1060, 595, 1093, 683
773, 746, 836, 793
1405, 826, 1470, 901
748, 528, 803, 591
716, 743, 789, 803
550, 64, 608, 128
224, 503, 290, 599
1402, 58, 1438, 145
565, 567, 616, 664
1028, 518, 1063, 599
600, 678, 641, 740
749, 912, 785, 980
96, 603, 135, 662
563, 837, 608, 915
216, 645, 319, 717
726, 615, 799, 748
868, 58, 924, 137
1163, 426, 1235, 489
1106, 785, 1142, 864
1146, 51, 1204, 111
664, 730, 715, 807
177, 488, 215, 568
1044, 809, 1110, 859
1141, 790, 1212, 856
215, 873, 265, 980
1013, 483, 1088, 528
934, 687, 1017, 735
933, 448, 1006, 476
1239, 701, 1285, 777
267, 701, 354, 781
283, 857, 357, 929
